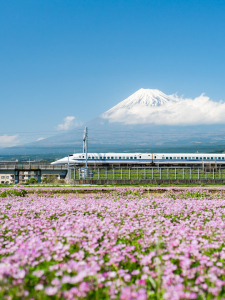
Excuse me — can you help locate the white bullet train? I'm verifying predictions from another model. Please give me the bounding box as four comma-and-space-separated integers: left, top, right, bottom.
51, 153, 225, 165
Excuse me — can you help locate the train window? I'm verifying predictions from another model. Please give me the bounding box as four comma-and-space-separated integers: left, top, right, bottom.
139, 156, 141, 159
211, 157, 213, 160
130, 157, 133, 159
134, 157, 137, 159
166, 157, 168, 159
173, 157, 176, 159
154, 156, 156, 158
192, 157, 195, 159
196, 158, 198, 160
207, 157, 210, 159
123, 157, 125, 159
100, 157, 102, 159
188, 157, 191, 159
115, 157, 118, 159
82, 156, 84, 158
203, 157, 206, 159
111, 157, 114, 159
222, 157, 224, 160
218, 157, 221, 159
92, 157, 94, 159
185, 157, 187, 159
200, 157, 202, 159
88, 157, 91, 159
181, 157, 183, 159
162, 157, 165, 159
177, 157, 180, 159
119, 157, 121, 159
107, 157, 110, 159
103, 157, 106, 159
170, 157, 172, 159
126, 157, 129, 159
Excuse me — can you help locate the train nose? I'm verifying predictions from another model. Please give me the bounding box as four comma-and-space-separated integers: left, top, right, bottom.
51, 158, 66, 165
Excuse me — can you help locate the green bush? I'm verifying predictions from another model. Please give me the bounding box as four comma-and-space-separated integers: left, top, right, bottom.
27, 177, 38, 184
0, 189, 27, 198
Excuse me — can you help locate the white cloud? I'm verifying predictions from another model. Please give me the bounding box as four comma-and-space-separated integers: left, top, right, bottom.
0, 134, 19, 147
103, 94, 225, 125
37, 137, 45, 141
57, 116, 76, 130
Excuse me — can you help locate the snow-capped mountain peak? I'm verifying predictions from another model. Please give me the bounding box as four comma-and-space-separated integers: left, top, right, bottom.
102, 88, 176, 116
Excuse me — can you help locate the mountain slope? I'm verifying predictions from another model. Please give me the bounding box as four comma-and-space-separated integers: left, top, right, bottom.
103, 88, 175, 113
2, 88, 225, 155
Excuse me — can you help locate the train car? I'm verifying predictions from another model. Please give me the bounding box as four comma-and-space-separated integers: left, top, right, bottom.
51, 153, 225, 166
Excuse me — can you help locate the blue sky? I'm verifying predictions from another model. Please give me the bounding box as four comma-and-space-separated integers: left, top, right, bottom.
1, 0, 225, 146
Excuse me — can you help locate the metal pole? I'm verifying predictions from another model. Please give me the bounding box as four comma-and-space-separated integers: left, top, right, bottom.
213, 168, 214, 179
160, 168, 161, 179
85, 127, 88, 170
219, 168, 221, 179
106, 168, 107, 179
68, 155, 70, 180
190, 168, 191, 179
98, 168, 99, 180
152, 168, 153, 179
129, 168, 131, 179
144, 168, 146, 179
82, 127, 88, 179
137, 168, 138, 179
167, 168, 169, 179
175, 168, 176, 180
113, 168, 115, 180
121, 168, 122, 180
198, 168, 199, 179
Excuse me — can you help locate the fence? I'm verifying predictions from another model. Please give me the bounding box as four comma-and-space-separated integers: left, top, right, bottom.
68, 166, 225, 180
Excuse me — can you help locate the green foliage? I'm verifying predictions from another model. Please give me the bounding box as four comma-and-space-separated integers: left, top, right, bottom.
42, 175, 62, 184
183, 190, 210, 198
27, 177, 38, 184
0, 189, 27, 198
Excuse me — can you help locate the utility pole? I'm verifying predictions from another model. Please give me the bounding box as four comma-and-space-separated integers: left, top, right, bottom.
83, 127, 88, 178
68, 155, 70, 181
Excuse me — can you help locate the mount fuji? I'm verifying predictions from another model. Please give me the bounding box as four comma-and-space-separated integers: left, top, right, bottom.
2, 88, 225, 156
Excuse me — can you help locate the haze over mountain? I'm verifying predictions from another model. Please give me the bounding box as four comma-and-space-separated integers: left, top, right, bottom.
2, 88, 225, 156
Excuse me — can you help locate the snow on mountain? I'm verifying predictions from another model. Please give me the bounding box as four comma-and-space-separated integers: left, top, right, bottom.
102, 88, 176, 115
101, 88, 225, 126
4, 88, 225, 156
101, 88, 178, 124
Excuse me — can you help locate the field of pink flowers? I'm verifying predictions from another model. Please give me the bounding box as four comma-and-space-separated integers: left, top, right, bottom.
1, 187, 225, 299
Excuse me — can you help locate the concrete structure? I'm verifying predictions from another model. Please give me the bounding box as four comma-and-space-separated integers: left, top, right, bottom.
0, 163, 68, 184
19, 171, 60, 183
0, 174, 14, 184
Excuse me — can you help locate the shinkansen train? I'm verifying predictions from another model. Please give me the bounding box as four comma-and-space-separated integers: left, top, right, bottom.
51, 153, 225, 166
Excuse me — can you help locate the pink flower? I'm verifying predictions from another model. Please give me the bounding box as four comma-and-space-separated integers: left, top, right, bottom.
45, 286, 58, 295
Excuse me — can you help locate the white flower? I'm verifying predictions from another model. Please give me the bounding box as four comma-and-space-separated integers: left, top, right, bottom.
35, 284, 44, 291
